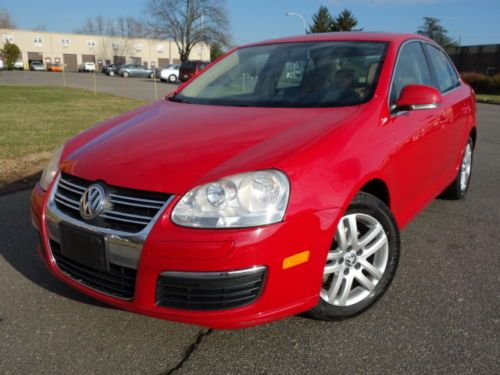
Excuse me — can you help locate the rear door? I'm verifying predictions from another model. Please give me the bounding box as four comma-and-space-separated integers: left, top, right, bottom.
387, 41, 448, 213
423, 43, 470, 173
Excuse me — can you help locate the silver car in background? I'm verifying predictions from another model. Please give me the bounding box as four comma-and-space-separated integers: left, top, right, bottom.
118, 64, 154, 78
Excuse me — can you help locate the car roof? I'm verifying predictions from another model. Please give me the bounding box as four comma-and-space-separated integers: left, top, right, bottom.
243, 32, 432, 48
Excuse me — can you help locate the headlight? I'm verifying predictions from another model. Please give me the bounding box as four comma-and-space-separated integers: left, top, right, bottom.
172, 170, 290, 228
40, 146, 63, 191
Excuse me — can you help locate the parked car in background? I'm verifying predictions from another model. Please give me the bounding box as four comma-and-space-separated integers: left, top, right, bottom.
0, 59, 4, 70
31, 32, 476, 329
179, 60, 209, 82
118, 64, 154, 78
159, 64, 181, 83
14, 59, 24, 70
78, 62, 96, 72
29, 61, 45, 71
47, 63, 63, 72
102, 64, 119, 76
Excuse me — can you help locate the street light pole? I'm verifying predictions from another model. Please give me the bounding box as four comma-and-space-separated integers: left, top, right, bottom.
285, 12, 307, 34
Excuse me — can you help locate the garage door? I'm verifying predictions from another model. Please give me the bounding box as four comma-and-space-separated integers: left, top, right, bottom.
63, 54, 78, 71
158, 58, 170, 68
82, 54, 95, 63
114, 56, 126, 65
27, 51, 43, 63
129, 56, 142, 64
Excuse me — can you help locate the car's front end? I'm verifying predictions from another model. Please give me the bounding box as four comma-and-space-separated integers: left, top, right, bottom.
31, 146, 338, 328
31, 36, 396, 328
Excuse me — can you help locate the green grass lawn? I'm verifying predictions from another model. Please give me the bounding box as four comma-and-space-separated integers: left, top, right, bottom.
0, 85, 144, 185
476, 94, 500, 104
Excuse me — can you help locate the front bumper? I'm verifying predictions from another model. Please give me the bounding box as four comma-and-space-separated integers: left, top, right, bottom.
31, 181, 339, 329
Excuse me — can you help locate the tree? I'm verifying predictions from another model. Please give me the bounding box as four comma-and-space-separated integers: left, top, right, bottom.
332, 9, 359, 32
210, 42, 224, 61
116, 16, 147, 38
144, 0, 230, 62
417, 17, 456, 47
309, 5, 333, 33
75, 16, 115, 36
0, 7, 16, 28
0, 42, 21, 70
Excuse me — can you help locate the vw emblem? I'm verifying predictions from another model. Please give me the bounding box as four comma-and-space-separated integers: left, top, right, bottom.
80, 184, 106, 220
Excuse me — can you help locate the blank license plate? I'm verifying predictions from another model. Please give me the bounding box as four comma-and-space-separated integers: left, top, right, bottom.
60, 224, 107, 272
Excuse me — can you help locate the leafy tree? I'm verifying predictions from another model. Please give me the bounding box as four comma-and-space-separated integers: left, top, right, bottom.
309, 6, 333, 33
332, 9, 360, 32
0, 42, 21, 70
0, 7, 16, 29
417, 17, 456, 47
145, 0, 230, 62
210, 42, 225, 61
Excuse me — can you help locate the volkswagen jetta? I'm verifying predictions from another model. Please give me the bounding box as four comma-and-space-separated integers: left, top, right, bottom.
31, 32, 476, 328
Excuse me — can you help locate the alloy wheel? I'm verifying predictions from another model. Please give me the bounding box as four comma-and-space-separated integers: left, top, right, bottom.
321, 213, 389, 306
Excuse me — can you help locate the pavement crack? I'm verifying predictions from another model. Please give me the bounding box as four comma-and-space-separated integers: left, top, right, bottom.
161, 328, 213, 375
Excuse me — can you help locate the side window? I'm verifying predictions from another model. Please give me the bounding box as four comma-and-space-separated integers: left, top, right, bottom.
390, 42, 433, 106
424, 44, 460, 93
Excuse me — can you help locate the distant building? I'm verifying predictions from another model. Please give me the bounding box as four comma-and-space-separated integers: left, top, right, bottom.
447, 44, 500, 76
0, 28, 209, 71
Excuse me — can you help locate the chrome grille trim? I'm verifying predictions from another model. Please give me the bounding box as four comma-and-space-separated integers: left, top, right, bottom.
53, 173, 172, 234
46, 173, 176, 272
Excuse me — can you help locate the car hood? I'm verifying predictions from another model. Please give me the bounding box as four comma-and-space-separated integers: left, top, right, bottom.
62, 100, 359, 194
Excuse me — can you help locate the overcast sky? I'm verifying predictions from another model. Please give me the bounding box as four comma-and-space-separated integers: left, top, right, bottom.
4, 0, 499, 46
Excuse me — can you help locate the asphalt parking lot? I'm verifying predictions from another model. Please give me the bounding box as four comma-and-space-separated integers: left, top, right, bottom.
0, 70, 177, 102
0, 72, 499, 373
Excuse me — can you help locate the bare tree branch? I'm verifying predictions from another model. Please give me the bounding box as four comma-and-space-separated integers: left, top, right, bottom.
144, 0, 230, 62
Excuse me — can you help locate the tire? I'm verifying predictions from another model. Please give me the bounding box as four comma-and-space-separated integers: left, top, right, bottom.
440, 137, 474, 200
109, 71, 115, 77
123, 71, 129, 78
149, 73, 154, 79
168, 74, 177, 83
307, 192, 400, 320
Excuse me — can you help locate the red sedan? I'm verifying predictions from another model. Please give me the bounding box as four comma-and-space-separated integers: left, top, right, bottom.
31, 32, 476, 329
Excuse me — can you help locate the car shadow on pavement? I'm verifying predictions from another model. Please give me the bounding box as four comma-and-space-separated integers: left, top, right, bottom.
0, 191, 113, 309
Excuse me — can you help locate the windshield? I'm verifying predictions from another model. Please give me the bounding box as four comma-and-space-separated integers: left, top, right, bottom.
174, 41, 387, 108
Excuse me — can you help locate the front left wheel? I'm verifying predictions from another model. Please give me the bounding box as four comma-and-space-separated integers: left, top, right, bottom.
307, 192, 400, 320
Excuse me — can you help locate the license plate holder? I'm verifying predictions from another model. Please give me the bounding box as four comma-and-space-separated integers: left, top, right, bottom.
59, 224, 107, 272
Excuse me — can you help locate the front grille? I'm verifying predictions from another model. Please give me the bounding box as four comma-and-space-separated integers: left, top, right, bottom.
50, 240, 137, 299
54, 173, 172, 233
156, 268, 266, 311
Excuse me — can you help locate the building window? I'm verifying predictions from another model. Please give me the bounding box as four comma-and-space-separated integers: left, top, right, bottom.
33, 36, 43, 47
156, 44, 164, 53
112, 41, 120, 50
87, 40, 97, 48
2, 34, 15, 43
60, 39, 70, 46
134, 43, 143, 51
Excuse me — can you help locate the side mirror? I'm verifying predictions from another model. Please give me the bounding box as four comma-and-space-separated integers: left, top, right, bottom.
396, 84, 442, 111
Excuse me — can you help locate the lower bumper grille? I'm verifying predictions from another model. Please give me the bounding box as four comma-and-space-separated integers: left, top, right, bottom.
156, 267, 266, 311
50, 240, 137, 299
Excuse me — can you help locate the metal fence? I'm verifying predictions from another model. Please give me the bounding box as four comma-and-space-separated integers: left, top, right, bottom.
447, 44, 500, 76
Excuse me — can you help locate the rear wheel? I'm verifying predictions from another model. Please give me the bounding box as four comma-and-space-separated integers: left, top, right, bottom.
307, 192, 400, 320
109, 71, 115, 76
168, 74, 177, 83
440, 137, 474, 200
123, 71, 129, 78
